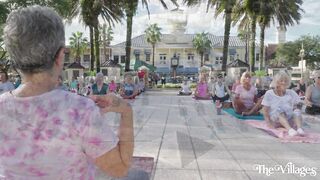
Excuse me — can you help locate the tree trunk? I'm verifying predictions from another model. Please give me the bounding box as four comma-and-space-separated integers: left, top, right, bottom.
245, 33, 248, 63
152, 44, 155, 66
125, 13, 133, 72
249, 15, 257, 72
200, 53, 204, 67
90, 26, 95, 71
259, 23, 265, 71
222, 12, 232, 72
94, 26, 100, 73
102, 24, 107, 62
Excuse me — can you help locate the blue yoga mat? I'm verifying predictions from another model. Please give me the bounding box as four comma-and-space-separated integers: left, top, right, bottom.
223, 108, 264, 120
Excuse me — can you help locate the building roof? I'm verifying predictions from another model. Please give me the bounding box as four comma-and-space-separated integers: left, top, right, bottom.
100, 60, 122, 68
227, 59, 249, 67
112, 33, 246, 48
67, 61, 85, 69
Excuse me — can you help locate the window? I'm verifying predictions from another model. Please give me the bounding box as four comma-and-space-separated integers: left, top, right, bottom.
83, 54, 90, 62
256, 53, 260, 61
159, 54, 167, 64
215, 57, 222, 64
187, 54, 194, 61
204, 54, 209, 61
121, 55, 126, 63
146, 54, 150, 62
113, 55, 119, 64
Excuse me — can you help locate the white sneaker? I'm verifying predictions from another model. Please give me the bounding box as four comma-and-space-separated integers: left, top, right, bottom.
297, 128, 305, 135
288, 128, 298, 137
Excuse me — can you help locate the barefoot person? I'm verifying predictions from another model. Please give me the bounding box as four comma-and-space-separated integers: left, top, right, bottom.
262, 71, 304, 136
1, 6, 134, 179
120, 75, 138, 99
179, 79, 192, 95
233, 71, 262, 115
194, 76, 210, 99
91, 72, 108, 95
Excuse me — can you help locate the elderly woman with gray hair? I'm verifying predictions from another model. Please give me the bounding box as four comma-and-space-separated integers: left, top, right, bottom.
0, 6, 133, 179
262, 71, 304, 136
91, 72, 109, 95
305, 70, 320, 115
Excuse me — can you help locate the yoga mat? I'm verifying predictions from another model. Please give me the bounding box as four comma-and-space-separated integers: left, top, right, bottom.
245, 120, 320, 143
223, 108, 264, 120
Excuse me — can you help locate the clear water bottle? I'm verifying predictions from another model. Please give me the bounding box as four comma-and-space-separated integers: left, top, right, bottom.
216, 100, 222, 115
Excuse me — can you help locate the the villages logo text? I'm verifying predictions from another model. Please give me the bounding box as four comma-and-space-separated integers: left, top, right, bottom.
254, 162, 317, 177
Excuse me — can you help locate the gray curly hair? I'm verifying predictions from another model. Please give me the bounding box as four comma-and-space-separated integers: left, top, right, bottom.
4, 5, 65, 74
270, 71, 291, 88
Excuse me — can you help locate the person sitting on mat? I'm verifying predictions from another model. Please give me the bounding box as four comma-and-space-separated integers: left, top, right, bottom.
233, 71, 262, 115
179, 79, 192, 95
262, 71, 305, 136
211, 74, 231, 103
120, 75, 138, 99
305, 70, 320, 115
194, 76, 211, 99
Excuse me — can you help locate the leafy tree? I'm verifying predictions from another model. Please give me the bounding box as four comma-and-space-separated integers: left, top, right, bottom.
74, 0, 123, 72
233, 0, 303, 71
0, 2, 10, 43
145, 23, 162, 66
276, 35, 320, 70
69, 32, 88, 62
100, 24, 114, 62
183, 0, 236, 72
257, 0, 303, 70
237, 29, 250, 63
122, 0, 178, 72
192, 32, 212, 67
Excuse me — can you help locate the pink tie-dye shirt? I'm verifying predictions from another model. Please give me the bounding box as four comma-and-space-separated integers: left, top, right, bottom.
0, 89, 119, 180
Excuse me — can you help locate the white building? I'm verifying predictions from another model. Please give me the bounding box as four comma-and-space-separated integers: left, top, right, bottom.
111, 8, 260, 75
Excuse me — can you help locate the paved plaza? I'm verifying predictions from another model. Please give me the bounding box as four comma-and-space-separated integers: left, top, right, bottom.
105, 90, 320, 180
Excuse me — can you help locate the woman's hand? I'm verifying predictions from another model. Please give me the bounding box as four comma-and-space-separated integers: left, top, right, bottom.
90, 94, 131, 114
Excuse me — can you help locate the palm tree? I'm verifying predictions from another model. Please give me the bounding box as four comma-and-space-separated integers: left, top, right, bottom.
257, 0, 303, 70
123, 0, 138, 71
122, 0, 178, 72
71, 0, 123, 72
183, 0, 236, 72
69, 32, 88, 63
237, 29, 250, 63
145, 23, 162, 66
233, 0, 303, 72
0, 1, 9, 43
232, 0, 261, 72
100, 24, 114, 62
192, 32, 212, 67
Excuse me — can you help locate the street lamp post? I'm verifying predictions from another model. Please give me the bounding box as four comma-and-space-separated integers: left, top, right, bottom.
171, 54, 179, 80
299, 43, 305, 80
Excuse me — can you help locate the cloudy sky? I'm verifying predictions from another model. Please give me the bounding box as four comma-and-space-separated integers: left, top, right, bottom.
65, 0, 320, 45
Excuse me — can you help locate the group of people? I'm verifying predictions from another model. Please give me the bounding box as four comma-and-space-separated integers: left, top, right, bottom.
180, 70, 320, 137
56, 71, 145, 100
1, 5, 320, 179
